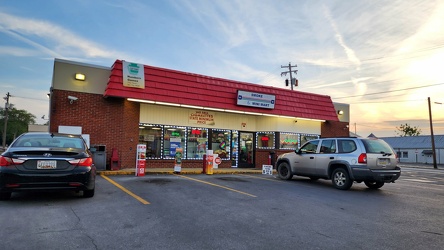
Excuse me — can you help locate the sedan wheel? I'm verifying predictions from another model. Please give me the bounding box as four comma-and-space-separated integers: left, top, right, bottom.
331, 168, 352, 190
364, 181, 384, 189
277, 162, 293, 180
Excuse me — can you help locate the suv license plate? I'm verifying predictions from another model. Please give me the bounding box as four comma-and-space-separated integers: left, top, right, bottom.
37, 160, 57, 169
377, 158, 389, 166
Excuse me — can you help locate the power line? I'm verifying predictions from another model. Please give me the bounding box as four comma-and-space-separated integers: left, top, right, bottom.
301, 43, 444, 67
8, 95, 48, 102
348, 99, 424, 104
258, 43, 444, 88
333, 82, 444, 100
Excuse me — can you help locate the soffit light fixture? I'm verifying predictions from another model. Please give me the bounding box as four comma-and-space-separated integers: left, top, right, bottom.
338, 110, 344, 115
75, 73, 86, 81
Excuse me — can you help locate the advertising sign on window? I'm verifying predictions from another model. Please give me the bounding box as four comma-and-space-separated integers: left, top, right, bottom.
170, 137, 181, 157
174, 148, 183, 173
122, 61, 145, 89
188, 110, 215, 125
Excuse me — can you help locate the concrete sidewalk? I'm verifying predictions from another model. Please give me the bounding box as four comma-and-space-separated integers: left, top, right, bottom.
98, 167, 266, 176
98, 162, 443, 176
398, 162, 443, 170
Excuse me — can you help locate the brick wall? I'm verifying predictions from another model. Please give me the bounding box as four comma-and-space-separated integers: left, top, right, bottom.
321, 120, 350, 138
255, 149, 293, 168
50, 89, 140, 169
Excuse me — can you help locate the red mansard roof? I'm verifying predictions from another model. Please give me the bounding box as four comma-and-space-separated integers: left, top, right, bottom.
104, 60, 339, 121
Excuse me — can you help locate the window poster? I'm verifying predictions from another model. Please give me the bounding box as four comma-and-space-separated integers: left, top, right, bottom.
174, 148, 183, 173
169, 137, 181, 157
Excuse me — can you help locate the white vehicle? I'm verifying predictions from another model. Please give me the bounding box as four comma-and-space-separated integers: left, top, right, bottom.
275, 137, 401, 190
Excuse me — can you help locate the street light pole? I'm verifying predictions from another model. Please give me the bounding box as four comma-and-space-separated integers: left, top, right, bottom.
427, 97, 438, 169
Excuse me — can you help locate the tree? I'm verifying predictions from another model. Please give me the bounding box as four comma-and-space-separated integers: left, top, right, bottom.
395, 123, 421, 137
0, 107, 36, 145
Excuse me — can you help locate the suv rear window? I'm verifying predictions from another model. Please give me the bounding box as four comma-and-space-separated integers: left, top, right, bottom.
361, 139, 393, 154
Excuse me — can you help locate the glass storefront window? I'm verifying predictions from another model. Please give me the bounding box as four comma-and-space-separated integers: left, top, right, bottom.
231, 131, 239, 167
257, 132, 275, 148
211, 129, 231, 159
164, 126, 186, 159
139, 124, 320, 161
279, 133, 299, 149
300, 134, 320, 147
139, 124, 162, 158
187, 128, 208, 159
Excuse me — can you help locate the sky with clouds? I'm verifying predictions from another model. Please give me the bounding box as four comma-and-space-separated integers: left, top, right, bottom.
1, 0, 443, 137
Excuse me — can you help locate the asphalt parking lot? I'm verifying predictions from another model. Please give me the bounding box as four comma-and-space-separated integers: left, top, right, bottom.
1, 169, 443, 249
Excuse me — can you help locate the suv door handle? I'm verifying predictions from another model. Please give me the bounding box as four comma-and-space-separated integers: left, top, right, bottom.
310, 157, 314, 159
330, 157, 334, 159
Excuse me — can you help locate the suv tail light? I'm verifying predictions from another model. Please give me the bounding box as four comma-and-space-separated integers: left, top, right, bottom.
358, 153, 367, 164
69, 157, 93, 167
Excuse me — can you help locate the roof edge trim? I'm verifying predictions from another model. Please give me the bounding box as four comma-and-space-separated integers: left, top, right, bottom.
55, 58, 111, 70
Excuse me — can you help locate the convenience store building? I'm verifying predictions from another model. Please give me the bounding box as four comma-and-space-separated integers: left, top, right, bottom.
49, 59, 350, 170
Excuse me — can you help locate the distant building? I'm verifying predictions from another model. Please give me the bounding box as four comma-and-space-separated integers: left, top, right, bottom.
380, 135, 444, 164
28, 124, 49, 132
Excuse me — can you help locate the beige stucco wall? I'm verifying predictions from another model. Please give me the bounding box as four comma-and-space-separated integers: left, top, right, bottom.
51, 58, 110, 94
333, 102, 350, 122
139, 103, 321, 134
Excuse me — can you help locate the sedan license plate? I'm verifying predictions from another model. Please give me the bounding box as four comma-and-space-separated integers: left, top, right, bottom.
377, 158, 389, 166
37, 160, 57, 169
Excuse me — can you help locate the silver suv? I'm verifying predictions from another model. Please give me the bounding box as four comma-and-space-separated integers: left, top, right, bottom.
275, 137, 401, 190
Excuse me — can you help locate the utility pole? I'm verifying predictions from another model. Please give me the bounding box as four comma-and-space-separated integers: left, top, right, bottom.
281, 63, 298, 90
428, 97, 438, 169
2, 92, 11, 149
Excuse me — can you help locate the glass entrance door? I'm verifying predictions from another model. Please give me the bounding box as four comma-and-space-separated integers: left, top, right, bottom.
239, 132, 254, 168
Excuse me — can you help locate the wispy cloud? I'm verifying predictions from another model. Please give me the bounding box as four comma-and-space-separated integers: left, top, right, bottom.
0, 45, 42, 57
322, 4, 361, 70
175, 0, 251, 50
0, 12, 127, 60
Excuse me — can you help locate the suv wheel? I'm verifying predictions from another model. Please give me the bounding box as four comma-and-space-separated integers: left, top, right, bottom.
331, 168, 352, 190
277, 162, 293, 180
364, 181, 384, 189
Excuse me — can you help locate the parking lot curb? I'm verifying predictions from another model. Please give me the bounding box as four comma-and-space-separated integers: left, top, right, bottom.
98, 168, 270, 176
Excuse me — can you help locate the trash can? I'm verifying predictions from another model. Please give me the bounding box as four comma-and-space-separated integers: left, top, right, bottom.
91, 145, 106, 170
269, 150, 276, 167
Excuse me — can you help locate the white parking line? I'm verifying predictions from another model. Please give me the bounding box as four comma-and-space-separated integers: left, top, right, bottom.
401, 178, 435, 183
